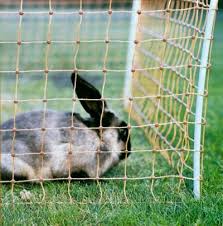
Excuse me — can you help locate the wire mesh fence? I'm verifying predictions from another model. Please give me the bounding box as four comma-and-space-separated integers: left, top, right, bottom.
0, 0, 217, 205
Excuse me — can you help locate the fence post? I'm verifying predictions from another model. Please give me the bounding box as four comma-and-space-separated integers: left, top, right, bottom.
124, 0, 141, 107
193, 0, 218, 199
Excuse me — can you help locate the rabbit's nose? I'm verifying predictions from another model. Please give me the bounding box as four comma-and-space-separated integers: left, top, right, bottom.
119, 149, 131, 160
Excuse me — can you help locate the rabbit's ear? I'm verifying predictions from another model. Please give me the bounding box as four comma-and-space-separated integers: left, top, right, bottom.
71, 72, 107, 119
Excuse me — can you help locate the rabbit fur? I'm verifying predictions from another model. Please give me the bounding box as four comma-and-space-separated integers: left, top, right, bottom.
0, 73, 131, 181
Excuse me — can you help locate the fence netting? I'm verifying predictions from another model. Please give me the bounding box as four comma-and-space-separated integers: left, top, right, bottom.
0, 0, 216, 204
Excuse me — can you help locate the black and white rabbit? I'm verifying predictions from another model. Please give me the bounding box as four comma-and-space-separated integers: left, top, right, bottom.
1, 73, 131, 181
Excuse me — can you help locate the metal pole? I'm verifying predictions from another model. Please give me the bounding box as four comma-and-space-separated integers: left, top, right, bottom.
124, 0, 141, 107
193, 0, 218, 199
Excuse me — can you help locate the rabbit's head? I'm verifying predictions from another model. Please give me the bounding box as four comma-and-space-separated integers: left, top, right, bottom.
71, 72, 131, 160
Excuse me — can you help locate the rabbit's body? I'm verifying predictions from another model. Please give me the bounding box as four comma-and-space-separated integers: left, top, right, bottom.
1, 110, 123, 180
1, 73, 131, 181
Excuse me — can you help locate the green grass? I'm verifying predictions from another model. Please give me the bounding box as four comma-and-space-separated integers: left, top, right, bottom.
1, 10, 223, 226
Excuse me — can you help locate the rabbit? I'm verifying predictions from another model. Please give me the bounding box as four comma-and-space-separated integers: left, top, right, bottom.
0, 72, 131, 181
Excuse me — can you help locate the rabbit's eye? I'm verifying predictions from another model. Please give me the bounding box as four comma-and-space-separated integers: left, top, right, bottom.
118, 121, 129, 141
119, 128, 128, 141
120, 128, 127, 136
